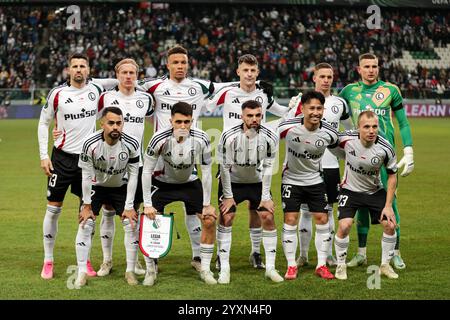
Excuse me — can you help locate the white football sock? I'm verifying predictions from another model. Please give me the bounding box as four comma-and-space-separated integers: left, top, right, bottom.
122, 218, 138, 273
358, 247, 367, 256
200, 243, 214, 272
217, 225, 232, 271
43, 205, 61, 262
143, 256, 156, 272
282, 223, 298, 267
381, 232, 397, 264
76, 219, 95, 273
249, 227, 262, 254
334, 235, 350, 265
185, 213, 202, 258
262, 229, 277, 270
315, 222, 331, 268
327, 207, 335, 256
298, 205, 312, 259
100, 208, 115, 263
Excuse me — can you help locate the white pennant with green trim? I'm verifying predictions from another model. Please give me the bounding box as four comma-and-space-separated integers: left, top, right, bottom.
139, 214, 174, 259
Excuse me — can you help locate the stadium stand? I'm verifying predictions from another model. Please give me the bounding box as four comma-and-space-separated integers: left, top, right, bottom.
0, 4, 449, 99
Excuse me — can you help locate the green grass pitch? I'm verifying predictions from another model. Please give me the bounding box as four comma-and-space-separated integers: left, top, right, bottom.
0, 117, 449, 300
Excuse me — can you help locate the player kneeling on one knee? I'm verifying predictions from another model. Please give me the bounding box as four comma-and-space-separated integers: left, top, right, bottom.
332, 110, 399, 280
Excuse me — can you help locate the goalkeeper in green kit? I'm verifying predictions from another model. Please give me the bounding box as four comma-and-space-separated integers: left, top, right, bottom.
339, 53, 414, 270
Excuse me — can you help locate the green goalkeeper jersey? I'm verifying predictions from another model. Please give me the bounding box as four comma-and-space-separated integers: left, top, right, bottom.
339, 80, 413, 148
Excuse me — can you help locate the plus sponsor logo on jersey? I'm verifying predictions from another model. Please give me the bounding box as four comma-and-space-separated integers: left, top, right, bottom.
92, 165, 127, 175
228, 112, 241, 119
346, 161, 379, 176
232, 98, 240, 104
288, 147, 322, 160
161, 103, 197, 110
65, 98, 73, 104
111, 99, 120, 105
124, 112, 144, 123
64, 108, 96, 121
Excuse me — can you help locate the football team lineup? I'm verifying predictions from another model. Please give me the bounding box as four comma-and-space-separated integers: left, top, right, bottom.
34, 47, 415, 290
1, 1, 450, 303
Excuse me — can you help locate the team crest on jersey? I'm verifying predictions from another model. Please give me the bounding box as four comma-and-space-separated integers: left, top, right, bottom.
80, 153, 89, 162
375, 92, 384, 100
147, 149, 155, 157
88, 92, 96, 101
257, 145, 265, 152
331, 106, 339, 114
255, 96, 263, 104
315, 139, 325, 148
188, 87, 197, 96
371, 156, 381, 165
136, 100, 144, 108
119, 152, 128, 161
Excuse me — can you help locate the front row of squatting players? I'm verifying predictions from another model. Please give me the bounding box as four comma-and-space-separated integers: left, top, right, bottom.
37, 51, 411, 289
47, 97, 401, 288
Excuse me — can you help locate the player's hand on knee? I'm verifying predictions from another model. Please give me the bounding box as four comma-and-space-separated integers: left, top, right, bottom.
220, 198, 236, 215
79, 204, 95, 227
380, 206, 397, 229
121, 208, 138, 228
143, 206, 157, 220
40, 158, 54, 177
257, 199, 275, 214
397, 146, 414, 177
202, 205, 217, 220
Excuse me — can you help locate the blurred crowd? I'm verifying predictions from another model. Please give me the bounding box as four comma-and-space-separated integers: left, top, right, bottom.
1, 3, 449, 99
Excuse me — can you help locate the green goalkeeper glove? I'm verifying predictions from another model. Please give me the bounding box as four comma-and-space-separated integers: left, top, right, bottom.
397, 146, 414, 177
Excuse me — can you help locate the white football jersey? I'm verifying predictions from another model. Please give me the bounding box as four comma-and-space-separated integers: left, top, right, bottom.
79, 130, 140, 188
219, 124, 278, 183
144, 127, 212, 184
278, 117, 339, 186
218, 123, 278, 200
98, 88, 154, 164
137, 75, 212, 131
38, 80, 104, 159
338, 131, 397, 194
286, 94, 351, 168
207, 83, 288, 131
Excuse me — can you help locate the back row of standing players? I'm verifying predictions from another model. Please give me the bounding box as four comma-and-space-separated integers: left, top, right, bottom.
37, 45, 414, 287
